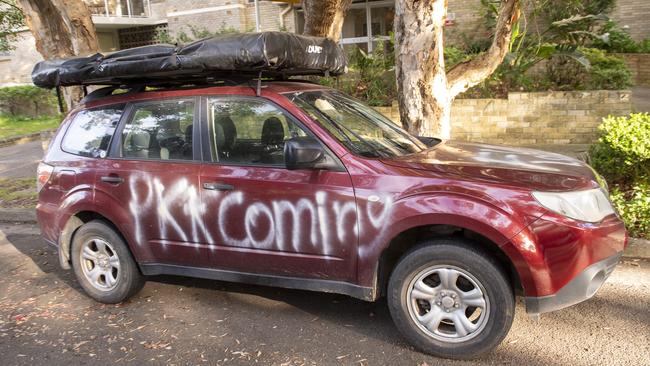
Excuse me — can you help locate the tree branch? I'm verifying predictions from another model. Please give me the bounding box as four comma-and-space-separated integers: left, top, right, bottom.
447, 0, 520, 98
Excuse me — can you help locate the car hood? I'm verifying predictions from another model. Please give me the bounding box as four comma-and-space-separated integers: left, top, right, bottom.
381, 140, 600, 191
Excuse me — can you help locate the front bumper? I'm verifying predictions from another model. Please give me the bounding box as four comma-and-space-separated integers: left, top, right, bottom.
525, 251, 621, 314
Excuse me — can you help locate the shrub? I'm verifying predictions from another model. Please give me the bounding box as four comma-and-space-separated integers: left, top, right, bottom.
444, 46, 472, 70
582, 48, 632, 90
592, 20, 650, 54
545, 48, 632, 91
0, 85, 58, 117
590, 113, 650, 238
590, 113, 650, 184
610, 184, 650, 238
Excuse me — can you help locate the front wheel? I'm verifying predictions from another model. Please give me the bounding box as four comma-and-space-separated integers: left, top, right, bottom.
387, 239, 514, 359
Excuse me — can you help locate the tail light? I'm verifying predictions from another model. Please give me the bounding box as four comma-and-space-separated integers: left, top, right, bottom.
36, 162, 54, 192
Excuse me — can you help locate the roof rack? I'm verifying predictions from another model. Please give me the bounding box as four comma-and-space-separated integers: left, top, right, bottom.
77, 72, 327, 104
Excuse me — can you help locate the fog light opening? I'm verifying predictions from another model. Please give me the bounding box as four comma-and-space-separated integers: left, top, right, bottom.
586, 270, 606, 298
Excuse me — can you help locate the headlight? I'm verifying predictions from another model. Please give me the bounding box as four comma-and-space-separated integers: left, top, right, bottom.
532, 188, 615, 223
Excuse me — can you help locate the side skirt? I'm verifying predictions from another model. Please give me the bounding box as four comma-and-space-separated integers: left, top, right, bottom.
139, 263, 376, 301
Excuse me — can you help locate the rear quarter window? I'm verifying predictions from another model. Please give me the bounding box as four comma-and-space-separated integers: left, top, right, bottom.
61, 105, 124, 158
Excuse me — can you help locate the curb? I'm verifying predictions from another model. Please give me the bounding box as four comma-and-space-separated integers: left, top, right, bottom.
624, 238, 650, 260
0, 130, 55, 148
1, 208, 649, 259
0, 208, 37, 223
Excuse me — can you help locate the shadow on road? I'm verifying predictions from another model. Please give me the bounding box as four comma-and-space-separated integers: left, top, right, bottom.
3, 227, 646, 366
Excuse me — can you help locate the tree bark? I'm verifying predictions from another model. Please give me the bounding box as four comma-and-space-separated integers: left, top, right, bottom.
301, 0, 352, 42
16, 0, 99, 109
395, 0, 520, 139
394, 0, 448, 138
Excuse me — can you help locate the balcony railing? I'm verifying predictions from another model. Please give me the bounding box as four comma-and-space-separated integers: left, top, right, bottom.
86, 0, 151, 18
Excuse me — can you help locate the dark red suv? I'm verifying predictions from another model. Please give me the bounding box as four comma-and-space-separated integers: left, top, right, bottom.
36, 81, 627, 358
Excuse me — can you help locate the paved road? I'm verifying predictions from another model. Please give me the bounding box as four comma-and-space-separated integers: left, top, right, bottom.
0, 141, 43, 179
0, 222, 648, 366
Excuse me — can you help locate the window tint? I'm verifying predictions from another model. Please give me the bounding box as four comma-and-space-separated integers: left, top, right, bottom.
61, 106, 123, 158
122, 99, 195, 160
208, 98, 307, 165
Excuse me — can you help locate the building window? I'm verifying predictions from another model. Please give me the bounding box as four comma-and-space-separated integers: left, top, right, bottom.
295, 0, 395, 54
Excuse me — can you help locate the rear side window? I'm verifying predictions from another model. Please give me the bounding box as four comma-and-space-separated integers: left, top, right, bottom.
121, 98, 195, 160
61, 106, 124, 158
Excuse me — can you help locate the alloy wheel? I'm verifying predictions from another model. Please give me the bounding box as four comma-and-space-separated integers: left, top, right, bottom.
406, 265, 490, 342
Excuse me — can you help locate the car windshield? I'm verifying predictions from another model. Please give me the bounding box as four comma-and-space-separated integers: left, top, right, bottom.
288, 90, 428, 158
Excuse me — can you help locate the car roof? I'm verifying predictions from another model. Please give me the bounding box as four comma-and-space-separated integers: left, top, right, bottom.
80, 81, 329, 110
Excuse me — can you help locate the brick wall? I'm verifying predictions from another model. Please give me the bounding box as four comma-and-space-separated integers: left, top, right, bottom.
445, 0, 486, 45
158, 0, 295, 36
245, 2, 295, 32
444, 0, 650, 45
618, 53, 650, 87
160, 0, 248, 36
374, 91, 632, 145
611, 0, 650, 41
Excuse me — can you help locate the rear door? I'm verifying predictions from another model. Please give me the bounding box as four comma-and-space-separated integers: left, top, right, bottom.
96, 97, 210, 267
198, 96, 358, 282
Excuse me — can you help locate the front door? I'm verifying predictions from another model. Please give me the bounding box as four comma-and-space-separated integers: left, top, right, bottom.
98, 97, 210, 267
199, 96, 358, 282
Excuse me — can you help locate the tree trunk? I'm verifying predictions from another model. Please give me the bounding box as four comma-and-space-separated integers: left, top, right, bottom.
395, 0, 520, 139
16, 0, 99, 110
394, 0, 449, 138
301, 0, 352, 42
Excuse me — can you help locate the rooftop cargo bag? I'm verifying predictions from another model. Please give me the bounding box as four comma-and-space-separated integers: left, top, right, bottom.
32, 32, 347, 88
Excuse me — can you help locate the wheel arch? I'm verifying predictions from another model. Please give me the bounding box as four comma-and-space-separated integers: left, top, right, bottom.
373, 222, 528, 300
57, 210, 136, 270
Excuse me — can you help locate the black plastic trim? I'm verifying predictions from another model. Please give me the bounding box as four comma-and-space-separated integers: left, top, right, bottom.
525, 252, 622, 314
139, 263, 375, 301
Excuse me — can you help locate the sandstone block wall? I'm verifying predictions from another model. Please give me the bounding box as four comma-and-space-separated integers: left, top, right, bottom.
374, 91, 632, 145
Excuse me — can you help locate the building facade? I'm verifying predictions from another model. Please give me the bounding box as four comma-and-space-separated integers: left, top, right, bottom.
1, 0, 648, 86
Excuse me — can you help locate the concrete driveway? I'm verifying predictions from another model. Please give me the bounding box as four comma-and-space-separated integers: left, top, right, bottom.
0, 222, 648, 366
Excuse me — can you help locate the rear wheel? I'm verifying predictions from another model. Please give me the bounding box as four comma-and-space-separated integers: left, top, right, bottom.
387, 239, 514, 359
71, 220, 145, 303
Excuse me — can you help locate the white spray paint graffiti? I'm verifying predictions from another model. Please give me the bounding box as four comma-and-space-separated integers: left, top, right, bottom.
127, 173, 394, 255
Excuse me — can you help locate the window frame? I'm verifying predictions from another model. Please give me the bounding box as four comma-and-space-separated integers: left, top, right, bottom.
200, 95, 344, 171
60, 103, 126, 158
108, 96, 201, 162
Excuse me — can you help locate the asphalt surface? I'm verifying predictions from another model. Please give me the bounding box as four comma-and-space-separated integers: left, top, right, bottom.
0, 222, 649, 366
0, 140, 43, 179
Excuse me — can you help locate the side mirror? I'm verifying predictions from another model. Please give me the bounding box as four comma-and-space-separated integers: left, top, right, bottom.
284, 136, 338, 170
416, 135, 442, 147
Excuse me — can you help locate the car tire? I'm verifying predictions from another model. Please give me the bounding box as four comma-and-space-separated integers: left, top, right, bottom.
70, 220, 145, 303
387, 239, 514, 359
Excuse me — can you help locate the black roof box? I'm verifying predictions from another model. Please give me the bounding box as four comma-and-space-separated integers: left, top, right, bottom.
32, 32, 347, 88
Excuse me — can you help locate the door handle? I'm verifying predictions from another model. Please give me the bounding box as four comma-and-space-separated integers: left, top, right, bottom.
100, 175, 124, 185
203, 182, 234, 191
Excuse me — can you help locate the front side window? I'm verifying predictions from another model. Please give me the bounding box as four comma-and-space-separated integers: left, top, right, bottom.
288, 90, 427, 158
62, 105, 124, 158
121, 99, 195, 160
208, 98, 307, 166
